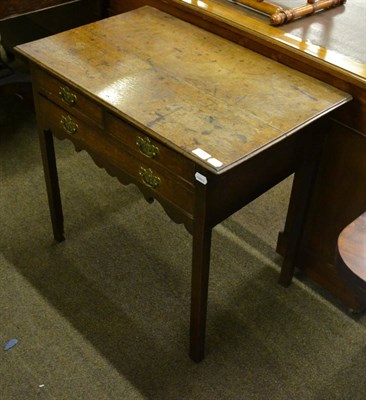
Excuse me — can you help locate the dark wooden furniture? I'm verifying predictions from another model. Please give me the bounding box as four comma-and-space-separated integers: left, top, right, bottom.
0, 0, 76, 19
0, 65, 31, 98
0, 0, 106, 51
17, 6, 349, 361
337, 212, 366, 308
0, 0, 106, 101
107, 0, 366, 311
0, 0, 107, 20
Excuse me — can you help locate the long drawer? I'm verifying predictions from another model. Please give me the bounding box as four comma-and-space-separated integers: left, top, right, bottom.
33, 67, 104, 128
105, 112, 195, 186
37, 94, 195, 217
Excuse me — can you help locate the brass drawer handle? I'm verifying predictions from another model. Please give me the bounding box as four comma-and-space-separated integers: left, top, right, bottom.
139, 167, 161, 189
136, 136, 160, 158
60, 115, 78, 135
59, 86, 77, 106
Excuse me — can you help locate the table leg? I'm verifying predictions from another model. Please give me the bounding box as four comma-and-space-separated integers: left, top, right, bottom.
190, 177, 212, 362
190, 224, 212, 362
39, 129, 65, 242
279, 157, 319, 286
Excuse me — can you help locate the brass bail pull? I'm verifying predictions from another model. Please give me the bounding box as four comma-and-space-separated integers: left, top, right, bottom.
139, 167, 161, 189
59, 86, 77, 106
60, 115, 78, 135
136, 136, 160, 158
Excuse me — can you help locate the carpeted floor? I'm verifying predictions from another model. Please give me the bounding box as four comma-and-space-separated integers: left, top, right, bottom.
1, 95, 366, 399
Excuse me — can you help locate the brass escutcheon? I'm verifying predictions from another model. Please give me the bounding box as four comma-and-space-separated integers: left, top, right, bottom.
139, 167, 161, 189
136, 136, 160, 158
59, 86, 77, 106
60, 115, 78, 135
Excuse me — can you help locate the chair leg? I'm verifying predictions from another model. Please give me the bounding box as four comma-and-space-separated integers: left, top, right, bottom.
0, 34, 8, 63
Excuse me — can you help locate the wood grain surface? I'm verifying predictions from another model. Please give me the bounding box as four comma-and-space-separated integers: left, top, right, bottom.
17, 6, 350, 172
109, 0, 366, 79
105, 0, 365, 310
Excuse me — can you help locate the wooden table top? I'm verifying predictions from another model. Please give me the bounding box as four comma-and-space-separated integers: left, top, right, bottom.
170, 0, 366, 79
17, 6, 350, 172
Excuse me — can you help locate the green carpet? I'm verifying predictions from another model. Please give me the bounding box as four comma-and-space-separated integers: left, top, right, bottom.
1, 96, 366, 399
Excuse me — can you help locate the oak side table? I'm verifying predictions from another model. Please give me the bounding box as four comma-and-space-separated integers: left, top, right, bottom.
16, 6, 351, 362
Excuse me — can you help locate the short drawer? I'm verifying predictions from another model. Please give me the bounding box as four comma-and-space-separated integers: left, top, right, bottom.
37, 95, 195, 217
106, 112, 195, 186
33, 67, 103, 127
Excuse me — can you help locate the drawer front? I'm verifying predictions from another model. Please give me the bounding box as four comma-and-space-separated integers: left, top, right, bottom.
33, 67, 103, 127
106, 112, 195, 186
37, 95, 195, 216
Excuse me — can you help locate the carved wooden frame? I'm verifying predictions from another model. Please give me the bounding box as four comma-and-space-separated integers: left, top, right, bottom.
232, 0, 346, 25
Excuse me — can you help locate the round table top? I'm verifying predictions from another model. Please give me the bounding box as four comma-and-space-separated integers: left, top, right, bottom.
338, 212, 366, 283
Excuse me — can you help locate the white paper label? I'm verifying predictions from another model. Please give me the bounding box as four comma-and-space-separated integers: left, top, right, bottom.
195, 172, 208, 185
192, 148, 211, 160
207, 157, 223, 168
